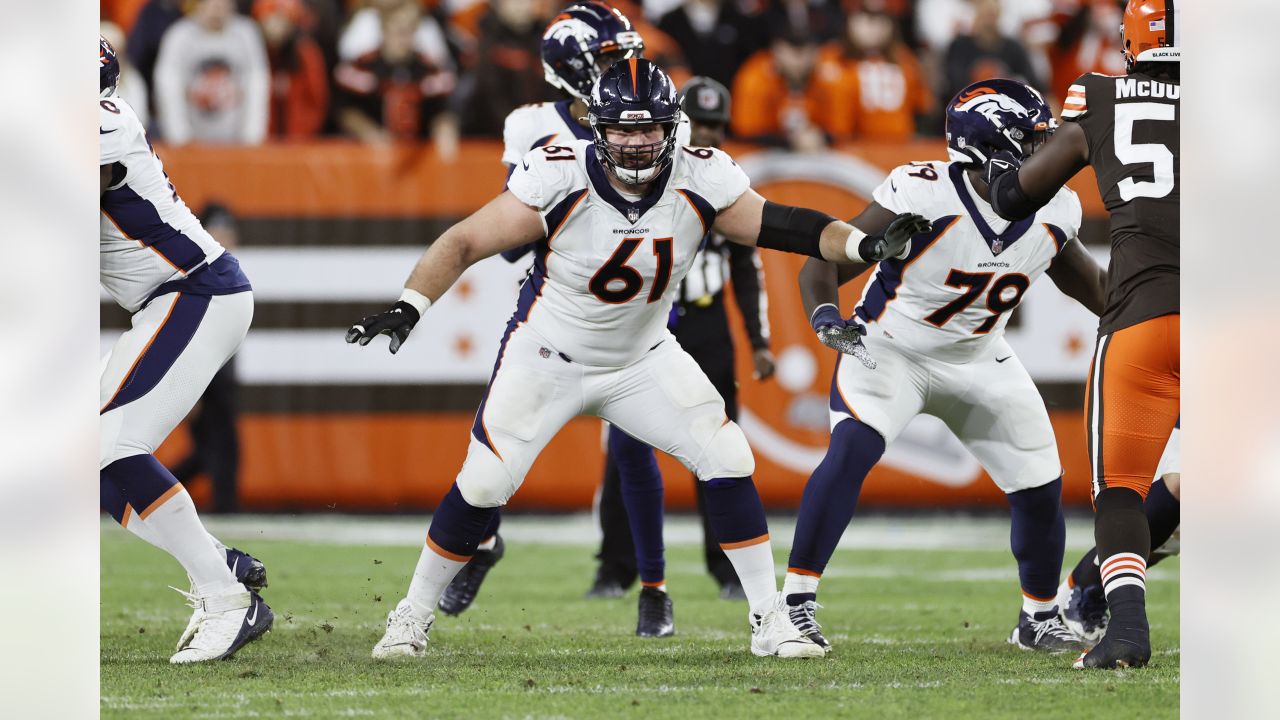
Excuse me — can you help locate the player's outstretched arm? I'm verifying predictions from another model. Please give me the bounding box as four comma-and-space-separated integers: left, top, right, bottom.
989, 121, 1090, 220
346, 191, 545, 353
714, 189, 931, 264
1045, 236, 1109, 316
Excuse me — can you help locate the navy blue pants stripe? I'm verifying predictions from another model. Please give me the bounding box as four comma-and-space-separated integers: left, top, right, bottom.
102, 293, 211, 414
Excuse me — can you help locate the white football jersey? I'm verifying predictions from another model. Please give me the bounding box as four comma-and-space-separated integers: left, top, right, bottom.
501, 100, 691, 168
505, 139, 749, 366
100, 96, 228, 312
855, 160, 1082, 362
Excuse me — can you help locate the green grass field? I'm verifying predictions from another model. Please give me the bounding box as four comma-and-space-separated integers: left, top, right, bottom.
101, 515, 1179, 719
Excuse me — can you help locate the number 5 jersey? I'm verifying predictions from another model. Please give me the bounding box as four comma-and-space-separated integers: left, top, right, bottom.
1061, 70, 1179, 335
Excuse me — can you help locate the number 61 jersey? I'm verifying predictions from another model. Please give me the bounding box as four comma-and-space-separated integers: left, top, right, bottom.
505, 139, 749, 367
854, 160, 1082, 362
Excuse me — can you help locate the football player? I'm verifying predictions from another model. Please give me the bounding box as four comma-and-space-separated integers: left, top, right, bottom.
439, 2, 686, 641
987, 0, 1180, 669
347, 58, 925, 659
99, 36, 272, 663
782, 79, 1108, 656
1058, 421, 1180, 644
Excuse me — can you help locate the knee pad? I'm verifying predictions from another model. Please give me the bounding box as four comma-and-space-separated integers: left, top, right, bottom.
455, 441, 519, 508
696, 419, 755, 480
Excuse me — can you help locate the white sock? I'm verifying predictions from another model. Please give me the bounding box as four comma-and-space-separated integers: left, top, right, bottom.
721, 536, 777, 611
141, 486, 241, 597
642, 582, 668, 593
782, 572, 820, 599
1021, 592, 1058, 616
405, 540, 470, 619
476, 535, 496, 552
119, 505, 165, 550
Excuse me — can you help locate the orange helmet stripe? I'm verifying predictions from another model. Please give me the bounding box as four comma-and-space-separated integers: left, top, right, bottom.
629, 57, 638, 95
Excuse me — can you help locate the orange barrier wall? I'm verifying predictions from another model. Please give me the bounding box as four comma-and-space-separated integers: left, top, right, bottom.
149, 140, 1105, 511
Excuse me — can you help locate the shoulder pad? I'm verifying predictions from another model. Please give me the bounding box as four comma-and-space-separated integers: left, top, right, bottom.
675, 146, 750, 211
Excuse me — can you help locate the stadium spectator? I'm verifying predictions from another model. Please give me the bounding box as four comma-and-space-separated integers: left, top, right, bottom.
610, 0, 691, 87
764, 0, 847, 44
730, 23, 848, 151
254, 0, 330, 138
1046, 0, 1126, 101
126, 0, 185, 119
939, 0, 1041, 108
153, 0, 271, 144
915, 0, 1054, 55
831, 0, 931, 141
168, 203, 247, 514
101, 21, 152, 130
334, 0, 459, 146
338, 0, 455, 73
450, 0, 550, 138
656, 0, 769, 89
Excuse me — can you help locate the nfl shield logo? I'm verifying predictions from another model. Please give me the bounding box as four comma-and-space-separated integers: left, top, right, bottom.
627, 207, 640, 223
697, 87, 720, 111
539, 347, 552, 359
991, 238, 1004, 254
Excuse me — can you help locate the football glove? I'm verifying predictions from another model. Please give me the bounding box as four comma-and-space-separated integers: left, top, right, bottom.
810, 303, 876, 369
346, 301, 421, 354
856, 213, 932, 264
982, 149, 1022, 187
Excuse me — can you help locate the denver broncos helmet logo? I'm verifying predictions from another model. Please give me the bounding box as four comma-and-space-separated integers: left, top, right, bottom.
952, 87, 1033, 126
544, 16, 599, 48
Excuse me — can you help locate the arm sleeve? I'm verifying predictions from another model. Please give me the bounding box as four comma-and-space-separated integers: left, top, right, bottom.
500, 109, 530, 167
505, 152, 552, 212
728, 242, 771, 349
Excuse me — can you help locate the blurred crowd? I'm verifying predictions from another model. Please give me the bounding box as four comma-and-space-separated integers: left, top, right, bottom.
100, 0, 1129, 153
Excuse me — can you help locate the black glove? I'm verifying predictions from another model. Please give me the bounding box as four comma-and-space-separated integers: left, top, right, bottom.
810, 303, 876, 369
982, 149, 1022, 187
345, 301, 421, 354
857, 213, 933, 263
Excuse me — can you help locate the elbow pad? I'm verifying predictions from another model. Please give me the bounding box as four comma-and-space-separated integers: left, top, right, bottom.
757, 201, 837, 259
990, 171, 1045, 220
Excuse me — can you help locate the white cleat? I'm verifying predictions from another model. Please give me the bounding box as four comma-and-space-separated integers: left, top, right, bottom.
372, 599, 434, 659
749, 593, 826, 658
170, 586, 272, 664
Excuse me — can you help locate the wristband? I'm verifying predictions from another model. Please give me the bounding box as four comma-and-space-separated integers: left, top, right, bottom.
399, 288, 432, 317
810, 303, 842, 330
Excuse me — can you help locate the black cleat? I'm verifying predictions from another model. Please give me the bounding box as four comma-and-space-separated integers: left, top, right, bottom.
1074, 631, 1152, 669
438, 534, 504, 616
1008, 610, 1087, 653
636, 587, 675, 637
225, 547, 268, 591
585, 567, 627, 599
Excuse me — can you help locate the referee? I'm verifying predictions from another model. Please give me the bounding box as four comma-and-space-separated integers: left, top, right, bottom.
589, 76, 776, 601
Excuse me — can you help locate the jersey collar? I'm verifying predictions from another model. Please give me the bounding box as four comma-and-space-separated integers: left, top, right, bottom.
555, 101, 594, 140
948, 162, 1034, 255
585, 144, 673, 224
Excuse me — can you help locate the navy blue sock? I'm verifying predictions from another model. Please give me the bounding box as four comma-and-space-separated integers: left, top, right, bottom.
100, 474, 128, 524
1006, 477, 1066, 603
786, 419, 884, 576
610, 427, 665, 585
702, 476, 768, 545
1144, 478, 1180, 567
427, 483, 499, 558
480, 510, 502, 542
100, 455, 180, 516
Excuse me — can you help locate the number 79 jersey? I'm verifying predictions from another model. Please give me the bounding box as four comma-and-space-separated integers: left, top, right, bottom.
854, 160, 1082, 363
505, 139, 749, 367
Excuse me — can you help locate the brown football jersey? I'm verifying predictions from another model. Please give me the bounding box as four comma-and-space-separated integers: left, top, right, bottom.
1062, 70, 1179, 335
